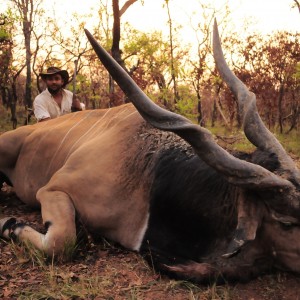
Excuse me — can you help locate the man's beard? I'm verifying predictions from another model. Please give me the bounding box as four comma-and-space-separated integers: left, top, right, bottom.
48, 86, 62, 95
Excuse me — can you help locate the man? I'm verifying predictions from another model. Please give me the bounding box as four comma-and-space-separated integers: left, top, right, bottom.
33, 67, 83, 122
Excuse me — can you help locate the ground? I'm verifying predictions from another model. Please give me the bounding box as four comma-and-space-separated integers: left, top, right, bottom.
1, 192, 300, 299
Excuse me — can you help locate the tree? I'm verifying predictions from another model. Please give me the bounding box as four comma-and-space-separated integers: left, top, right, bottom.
222, 30, 300, 132
0, 13, 13, 108
247, 32, 300, 133
123, 29, 171, 100
42, 13, 90, 89
178, 0, 232, 127
110, 0, 138, 101
10, 0, 44, 109
0, 10, 26, 128
164, 0, 180, 104
292, 0, 300, 13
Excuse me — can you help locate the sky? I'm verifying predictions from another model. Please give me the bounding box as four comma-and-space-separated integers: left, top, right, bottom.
47, 0, 299, 34
0, 0, 299, 43
122, 0, 299, 35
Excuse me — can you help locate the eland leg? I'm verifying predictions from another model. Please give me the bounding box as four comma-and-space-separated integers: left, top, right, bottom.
0, 189, 76, 257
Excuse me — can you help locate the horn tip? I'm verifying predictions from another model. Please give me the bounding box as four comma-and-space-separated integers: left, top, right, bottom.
213, 19, 219, 36
84, 28, 92, 39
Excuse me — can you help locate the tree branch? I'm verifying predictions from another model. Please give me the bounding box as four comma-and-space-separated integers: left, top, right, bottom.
293, 0, 300, 13
120, 0, 138, 17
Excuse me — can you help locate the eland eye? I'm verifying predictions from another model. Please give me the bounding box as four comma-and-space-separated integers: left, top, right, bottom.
279, 221, 294, 230
272, 212, 298, 229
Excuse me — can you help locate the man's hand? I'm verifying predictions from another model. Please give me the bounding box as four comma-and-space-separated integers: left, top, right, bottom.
71, 94, 82, 112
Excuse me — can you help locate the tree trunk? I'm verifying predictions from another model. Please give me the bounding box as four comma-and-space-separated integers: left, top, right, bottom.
165, 0, 180, 105
111, 0, 126, 70
216, 96, 229, 128
211, 98, 217, 127
1, 87, 7, 107
23, 3, 32, 108
73, 60, 78, 93
7, 85, 17, 129
293, 0, 300, 13
286, 92, 299, 133
278, 82, 284, 134
196, 87, 204, 126
110, 0, 137, 103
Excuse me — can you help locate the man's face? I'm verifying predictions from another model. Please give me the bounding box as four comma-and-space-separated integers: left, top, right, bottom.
44, 74, 64, 95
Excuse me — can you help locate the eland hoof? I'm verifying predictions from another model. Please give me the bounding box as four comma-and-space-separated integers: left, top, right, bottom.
0, 216, 17, 238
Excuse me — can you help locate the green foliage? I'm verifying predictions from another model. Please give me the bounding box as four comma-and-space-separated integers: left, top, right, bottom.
0, 27, 10, 41
208, 123, 300, 157
212, 75, 223, 86
208, 125, 255, 153
275, 129, 300, 157
294, 62, 300, 81
0, 9, 17, 41
0, 105, 34, 131
0, 110, 14, 132
175, 85, 197, 120
123, 26, 170, 68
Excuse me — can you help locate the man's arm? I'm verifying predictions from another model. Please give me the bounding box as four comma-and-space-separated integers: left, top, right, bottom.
39, 117, 51, 122
71, 94, 82, 112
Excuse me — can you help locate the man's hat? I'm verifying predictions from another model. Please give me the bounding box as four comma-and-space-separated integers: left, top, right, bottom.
40, 67, 69, 86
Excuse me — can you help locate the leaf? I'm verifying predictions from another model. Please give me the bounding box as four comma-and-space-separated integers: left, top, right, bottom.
3, 287, 12, 297
57, 271, 78, 282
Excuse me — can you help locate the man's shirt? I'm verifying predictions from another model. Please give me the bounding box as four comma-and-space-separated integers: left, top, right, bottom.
33, 88, 73, 121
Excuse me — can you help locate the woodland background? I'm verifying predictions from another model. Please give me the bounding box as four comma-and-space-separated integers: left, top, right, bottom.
1, 1, 300, 298
0, 0, 299, 136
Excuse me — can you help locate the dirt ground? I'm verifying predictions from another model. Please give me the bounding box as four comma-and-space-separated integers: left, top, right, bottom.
1, 193, 300, 300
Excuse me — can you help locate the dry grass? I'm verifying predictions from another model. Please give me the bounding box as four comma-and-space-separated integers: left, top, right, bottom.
1, 193, 300, 300
1, 233, 300, 299
1, 233, 237, 299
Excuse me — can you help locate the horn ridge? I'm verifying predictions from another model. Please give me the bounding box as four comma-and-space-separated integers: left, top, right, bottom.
212, 19, 298, 175
84, 28, 293, 190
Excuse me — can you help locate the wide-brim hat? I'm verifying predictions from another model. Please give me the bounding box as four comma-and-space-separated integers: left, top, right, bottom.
40, 67, 69, 86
